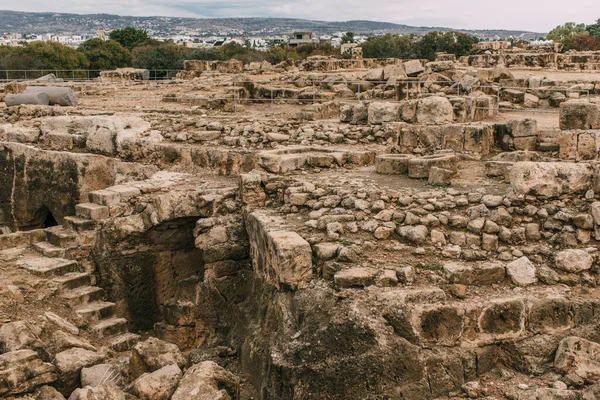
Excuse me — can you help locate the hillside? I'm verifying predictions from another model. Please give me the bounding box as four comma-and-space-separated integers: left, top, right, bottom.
0, 10, 544, 39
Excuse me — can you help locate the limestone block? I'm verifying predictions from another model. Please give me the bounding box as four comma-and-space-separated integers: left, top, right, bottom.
415, 96, 454, 125
0, 350, 57, 396
367, 102, 400, 124
171, 361, 239, 400
560, 101, 600, 130
509, 162, 593, 198
375, 154, 413, 175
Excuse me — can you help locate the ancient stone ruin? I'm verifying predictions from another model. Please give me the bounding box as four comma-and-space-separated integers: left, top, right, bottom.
2, 50, 600, 399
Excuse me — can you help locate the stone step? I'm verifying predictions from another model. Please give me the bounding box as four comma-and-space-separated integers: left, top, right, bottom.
75, 203, 109, 221
61, 286, 104, 307
52, 272, 92, 291
45, 226, 79, 248
63, 216, 97, 232
91, 318, 128, 338
88, 189, 120, 207
75, 301, 115, 323
18, 257, 79, 278
33, 241, 65, 258
110, 333, 141, 352
536, 142, 560, 152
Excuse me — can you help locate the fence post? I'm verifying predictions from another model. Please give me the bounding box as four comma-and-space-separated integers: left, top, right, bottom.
233, 80, 237, 113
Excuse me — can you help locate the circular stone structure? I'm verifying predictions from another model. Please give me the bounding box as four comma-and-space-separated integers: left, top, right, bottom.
408, 153, 458, 179
375, 154, 414, 175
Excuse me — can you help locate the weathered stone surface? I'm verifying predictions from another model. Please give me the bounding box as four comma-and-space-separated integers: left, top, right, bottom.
80, 364, 122, 388
510, 162, 593, 198
68, 384, 134, 400
0, 350, 57, 396
5, 92, 50, 106
506, 256, 537, 286
334, 267, 377, 288
53, 348, 105, 395
375, 154, 413, 175
368, 102, 400, 124
24, 87, 78, 107
0, 320, 44, 353
129, 338, 185, 380
555, 337, 600, 381
555, 249, 592, 273
415, 97, 454, 125
246, 211, 312, 290
560, 101, 600, 130
131, 364, 182, 400
171, 361, 240, 400
408, 154, 458, 179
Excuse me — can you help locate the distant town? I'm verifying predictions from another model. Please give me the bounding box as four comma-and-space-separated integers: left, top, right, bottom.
0, 27, 546, 51
0, 10, 546, 50
0, 28, 372, 50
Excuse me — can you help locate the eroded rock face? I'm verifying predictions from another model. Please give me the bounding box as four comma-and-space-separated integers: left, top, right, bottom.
0, 143, 120, 230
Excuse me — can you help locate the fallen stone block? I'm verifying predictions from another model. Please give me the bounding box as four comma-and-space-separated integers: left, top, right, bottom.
0, 350, 57, 396
5, 92, 50, 106
53, 348, 105, 395
131, 364, 182, 400
404, 60, 425, 77
368, 102, 401, 124
24, 87, 78, 107
129, 337, 186, 381
171, 361, 240, 400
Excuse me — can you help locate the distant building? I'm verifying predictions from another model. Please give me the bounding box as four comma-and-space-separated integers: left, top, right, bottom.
341, 42, 359, 54
288, 32, 320, 47
476, 41, 511, 51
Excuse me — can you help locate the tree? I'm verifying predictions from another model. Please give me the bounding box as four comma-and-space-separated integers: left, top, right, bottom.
416, 31, 476, 61
360, 34, 416, 59
341, 32, 355, 44
109, 27, 150, 50
562, 33, 600, 51
547, 22, 587, 41
186, 48, 227, 61
131, 42, 187, 72
587, 19, 600, 39
4, 41, 88, 70
78, 38, 131, 70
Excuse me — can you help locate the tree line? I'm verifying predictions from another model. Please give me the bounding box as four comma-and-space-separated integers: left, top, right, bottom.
547, 19, 600, 51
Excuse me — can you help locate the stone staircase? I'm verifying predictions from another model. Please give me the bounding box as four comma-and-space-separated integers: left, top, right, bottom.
21, 193, 140, 352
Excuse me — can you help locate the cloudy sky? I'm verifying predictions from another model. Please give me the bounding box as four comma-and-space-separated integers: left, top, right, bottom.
2, 0, 600, 32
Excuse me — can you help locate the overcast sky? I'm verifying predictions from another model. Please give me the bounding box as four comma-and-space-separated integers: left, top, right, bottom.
2, 0, 600, 32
